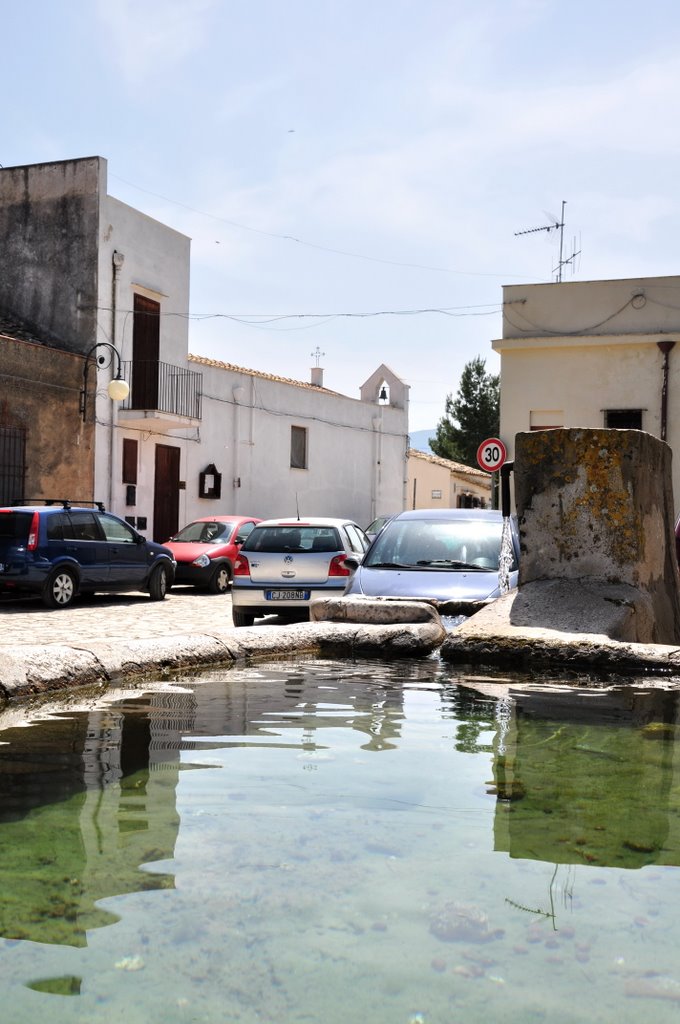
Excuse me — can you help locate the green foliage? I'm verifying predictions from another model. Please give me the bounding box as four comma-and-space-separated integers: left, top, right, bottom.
430, 356, 499, 465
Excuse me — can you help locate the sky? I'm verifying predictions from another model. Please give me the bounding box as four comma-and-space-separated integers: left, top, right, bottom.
4, 0, 680, 431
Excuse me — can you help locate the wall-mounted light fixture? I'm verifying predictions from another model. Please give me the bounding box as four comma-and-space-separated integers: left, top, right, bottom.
80, 342, 130, 421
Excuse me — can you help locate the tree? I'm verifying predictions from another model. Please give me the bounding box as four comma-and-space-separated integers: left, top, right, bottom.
430, 356, 499, 465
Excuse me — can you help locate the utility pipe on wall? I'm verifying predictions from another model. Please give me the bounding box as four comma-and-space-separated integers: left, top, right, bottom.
657, 341, 675, 442
108, 250, 125, 511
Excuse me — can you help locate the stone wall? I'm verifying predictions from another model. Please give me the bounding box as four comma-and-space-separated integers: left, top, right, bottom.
0, 158, 102, 352
514, 428, 680, 643
0, 336, 94, 501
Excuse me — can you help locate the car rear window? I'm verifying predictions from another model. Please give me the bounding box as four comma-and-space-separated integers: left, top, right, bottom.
243, 526, 341, 553
0, 511, 33, 542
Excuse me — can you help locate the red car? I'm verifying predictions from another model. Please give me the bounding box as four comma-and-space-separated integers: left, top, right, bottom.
165, 515, 261, 593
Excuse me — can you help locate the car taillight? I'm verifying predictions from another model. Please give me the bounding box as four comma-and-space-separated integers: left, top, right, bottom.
27, 512, 40, 551
328, 554, 351, 577
233, 554, 250, 576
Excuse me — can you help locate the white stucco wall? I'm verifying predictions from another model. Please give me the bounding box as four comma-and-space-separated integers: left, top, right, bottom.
496, 276, 680, 515
178, 358, 409, 529
93, 162, 191, 513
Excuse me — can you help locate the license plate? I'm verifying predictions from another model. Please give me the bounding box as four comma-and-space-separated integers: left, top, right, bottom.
265, 589, 310, 601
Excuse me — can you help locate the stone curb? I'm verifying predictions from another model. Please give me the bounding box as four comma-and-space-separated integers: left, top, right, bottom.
440, 629, 680, 674
0, 618, 446, 701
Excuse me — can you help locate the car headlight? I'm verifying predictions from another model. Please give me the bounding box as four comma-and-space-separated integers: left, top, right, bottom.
192, 554, 211, 568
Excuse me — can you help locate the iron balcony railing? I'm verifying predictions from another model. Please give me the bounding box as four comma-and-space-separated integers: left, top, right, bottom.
121, 360, 202, 420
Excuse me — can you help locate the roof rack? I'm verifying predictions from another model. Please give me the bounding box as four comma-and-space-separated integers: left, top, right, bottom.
11, 499, 106, 512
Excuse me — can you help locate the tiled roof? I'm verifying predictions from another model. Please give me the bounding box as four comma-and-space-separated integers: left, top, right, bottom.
188, 353, 346, 395
408, 447, 488, 479
0, 314, 45, 345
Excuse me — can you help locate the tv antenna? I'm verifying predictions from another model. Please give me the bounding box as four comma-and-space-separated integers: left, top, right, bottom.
515, 200, 581, 282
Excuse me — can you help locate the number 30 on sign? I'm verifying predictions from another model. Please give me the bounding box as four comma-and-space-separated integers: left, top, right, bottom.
476, 437, 507, 473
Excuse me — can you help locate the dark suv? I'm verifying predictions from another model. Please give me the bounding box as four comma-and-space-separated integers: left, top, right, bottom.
0, 501, 176, 609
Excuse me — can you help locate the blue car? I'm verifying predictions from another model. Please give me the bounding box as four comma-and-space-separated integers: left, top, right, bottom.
0, 501, 176, 609
344, 508, 519, 615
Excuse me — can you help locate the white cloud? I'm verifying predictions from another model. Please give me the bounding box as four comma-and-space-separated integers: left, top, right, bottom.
95, 0, 218, 86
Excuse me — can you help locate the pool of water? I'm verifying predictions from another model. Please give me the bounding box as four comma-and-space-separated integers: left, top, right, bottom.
1, 656, 680, 1022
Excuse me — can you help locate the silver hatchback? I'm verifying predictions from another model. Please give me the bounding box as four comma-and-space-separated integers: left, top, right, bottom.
231, 517, 369, 626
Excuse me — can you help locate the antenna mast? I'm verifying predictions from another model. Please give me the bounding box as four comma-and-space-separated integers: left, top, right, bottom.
515, 200, 580, 282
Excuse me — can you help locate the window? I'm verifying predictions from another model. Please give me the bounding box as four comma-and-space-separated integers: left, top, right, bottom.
290, 426, 308, 469
0, 426, 26, 505
98, 512, 137, 543
605, 409, 643, 430
344, 524, 368, 553
122, 438, 138, 484
68, 511, 101, 541
235, 521, 257, 544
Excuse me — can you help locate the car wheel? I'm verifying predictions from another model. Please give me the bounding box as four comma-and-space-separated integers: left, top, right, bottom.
148, 564, 169, 601
209, 563, 231, 594
42, 567, 77, 609
232, 609, 255, 627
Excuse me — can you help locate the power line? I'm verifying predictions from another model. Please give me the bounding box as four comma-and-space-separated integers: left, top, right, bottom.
110, 172, 537, 280
92, 301, 504, 325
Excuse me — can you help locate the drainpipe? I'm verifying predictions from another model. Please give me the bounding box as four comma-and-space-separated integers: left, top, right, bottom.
233, 385, 245, 512
657, 341, 675, 442
108, 251, 125, 510
372, 414, 383, 522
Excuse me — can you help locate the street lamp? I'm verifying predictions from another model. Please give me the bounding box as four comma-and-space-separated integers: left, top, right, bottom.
80, 342, 130, 421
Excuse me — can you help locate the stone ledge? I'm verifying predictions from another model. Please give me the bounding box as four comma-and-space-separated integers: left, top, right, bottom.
310, 595, 443, 625
0, 617, 446, 701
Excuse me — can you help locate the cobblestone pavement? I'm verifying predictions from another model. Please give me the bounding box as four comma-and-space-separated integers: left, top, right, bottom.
0, 586, 241, 646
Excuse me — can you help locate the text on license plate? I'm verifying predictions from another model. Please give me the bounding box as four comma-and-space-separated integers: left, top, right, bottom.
265, 590, 310, 601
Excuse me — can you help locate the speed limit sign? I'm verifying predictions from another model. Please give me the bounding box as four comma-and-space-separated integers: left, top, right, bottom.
477, 437, 507, 472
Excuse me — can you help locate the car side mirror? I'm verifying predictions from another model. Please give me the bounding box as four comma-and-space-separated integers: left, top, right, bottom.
343, 555, 361, 572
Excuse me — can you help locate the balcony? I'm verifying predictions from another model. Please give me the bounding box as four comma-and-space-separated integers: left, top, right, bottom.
118, 360, 202, 430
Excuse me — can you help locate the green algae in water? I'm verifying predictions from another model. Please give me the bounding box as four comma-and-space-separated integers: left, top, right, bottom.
26, 975, 81, 996
0, 662, 680, 1022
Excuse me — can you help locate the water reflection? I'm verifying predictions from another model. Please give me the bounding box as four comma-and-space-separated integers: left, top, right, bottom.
2, 661, 680, 1023
0, 660, 415, 947
0, 703, 180, 946
483, 683, 680, 868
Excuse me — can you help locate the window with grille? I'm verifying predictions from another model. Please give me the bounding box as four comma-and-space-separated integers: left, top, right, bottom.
0, 426, 26, 505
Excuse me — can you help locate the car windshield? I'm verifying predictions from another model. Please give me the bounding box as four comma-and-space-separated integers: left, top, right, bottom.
172, 521, 233, 544
364, 518, 515, 570
243, 526, 341, 553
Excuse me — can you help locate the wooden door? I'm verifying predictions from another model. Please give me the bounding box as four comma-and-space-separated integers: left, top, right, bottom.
153, 444, 180, 542
132, 294, 160, 409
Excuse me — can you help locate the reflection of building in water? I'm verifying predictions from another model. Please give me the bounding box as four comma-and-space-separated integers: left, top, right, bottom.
489, 686, 680, 869
186, 665, 407, 753
0, 662, 408, 946
0, 696, 188, 947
